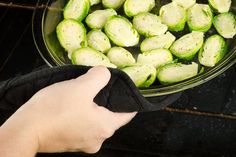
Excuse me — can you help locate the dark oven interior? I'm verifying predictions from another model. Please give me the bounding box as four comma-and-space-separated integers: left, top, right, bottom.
0, 0, 236, 157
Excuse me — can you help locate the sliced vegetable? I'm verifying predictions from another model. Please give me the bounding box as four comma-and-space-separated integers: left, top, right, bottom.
87, 30, 111, 53
90, 0, 101, 6
208, 0, 231, 13
122, 64, 156, 87
137, 49, 173, 68
85, 9, 117, 29
71, 47, 116, 68
213, 12, 236, 39
104, 16, 140, 47
140, 32, 176, 52
159, 2, 187, 32
199, 35, 227, 67
56, 19, 87, 57
133, 13, 168, 37
102, 0, 126, 9
107, 47, 135, 68
187, 4, 213, 32
124, 0, 155, 17
170, 31, 204, 60
64, 0, 90, 22
157, 62, 199, 85
172, 0, 196, 9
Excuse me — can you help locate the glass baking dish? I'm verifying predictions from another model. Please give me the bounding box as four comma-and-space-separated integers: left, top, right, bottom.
32, 0, 236, 97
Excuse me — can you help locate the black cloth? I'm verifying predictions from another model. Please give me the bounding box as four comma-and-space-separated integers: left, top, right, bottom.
0, 65, 179, 124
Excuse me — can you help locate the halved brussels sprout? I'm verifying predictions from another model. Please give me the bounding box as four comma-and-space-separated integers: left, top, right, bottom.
170, 31, 204, 60
104, 16, 140, 47
71, 47, 116, 68
107, 47, 136, 68
137, 49, 173, 68
122, 64, 157, 87
85, 9, 117, 29
213, 12, 236, 39
56, 19, 87, 58
157, 62, 199, 85
87, 30, 111, 53
159, 2, 187, 32
199, 35, 227, 67
208, 0, 231, 13
133, 13, 168, 37
90, 0, 101, 6
124, 0, 155, 17
64, 0, 90, 22
102, 0, 126, 9
172, 0, 196, 9
187, 4, 213, 32
140, 32, 176, 52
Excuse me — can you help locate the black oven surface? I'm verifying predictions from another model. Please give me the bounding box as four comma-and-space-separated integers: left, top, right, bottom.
0, 1, 236, 157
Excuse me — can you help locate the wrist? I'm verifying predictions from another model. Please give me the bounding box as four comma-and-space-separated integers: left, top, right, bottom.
0, 103, 40, 156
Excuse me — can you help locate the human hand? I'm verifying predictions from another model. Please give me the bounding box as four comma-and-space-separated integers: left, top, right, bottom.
0, 66, 136, 156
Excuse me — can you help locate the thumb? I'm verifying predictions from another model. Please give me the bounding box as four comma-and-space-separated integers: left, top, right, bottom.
76, 66, 111, 99
110, 112, 137, 130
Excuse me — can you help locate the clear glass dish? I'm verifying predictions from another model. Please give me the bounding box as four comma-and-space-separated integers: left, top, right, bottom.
32, 0, 236, 97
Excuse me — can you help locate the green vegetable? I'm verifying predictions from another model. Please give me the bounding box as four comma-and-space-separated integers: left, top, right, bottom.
107, 47, 136, 68
87, 30, 111, 53
172, 0, 196, 9
187, 4, 213, 32
160, 2, 187, 32
85, 9, 117, 29
56, 19, 87, 58
170, 31, 204, 60
90, 0, 101, 6
102, 0, 126, 9
64, 0, 90, 22
208, 0, 231, 13
140, 32, 176, 52
157, 62, 199, 85
137, 49, 173, 68
133, 13, 168, 37
124, 0, 155, 17
104, 16, 140, 47
122, 64, 156, 87
71, 47, 116, 68
199, 35, 227, 67
213, 12, 236, 39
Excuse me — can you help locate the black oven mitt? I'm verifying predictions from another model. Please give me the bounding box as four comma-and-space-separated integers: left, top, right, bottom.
0, 65, 180, 117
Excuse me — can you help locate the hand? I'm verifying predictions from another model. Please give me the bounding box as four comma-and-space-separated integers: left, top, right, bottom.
0, 66, 137, 156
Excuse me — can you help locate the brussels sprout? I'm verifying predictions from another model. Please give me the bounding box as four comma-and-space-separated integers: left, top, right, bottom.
124, 0, 155, 17
187, 4, 213, 32
213, 12, 236, 39
104, 16, 140, 47
56, 19, 87, 58
172, 0, 196, 9
170, 31, 204, 60
160, 2, 187, 32
122, 64, 157, 87
85, 9, 117, 29
208, 0, 231, 13
199, 35, 227, 67
102, 0, 126, 9
133, 13, 168, 37
140, 32, 176, 52
107, 47, 136, 68
157, 62, 199, 85
87, 30, 111, 53
71, 47, 116, 68
137, 49, 173, 68
90, 0, 101, 6
64, 0, 90, 22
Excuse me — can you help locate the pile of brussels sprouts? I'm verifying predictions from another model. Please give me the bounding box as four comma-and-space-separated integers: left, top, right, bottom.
56, 0, 236, 87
